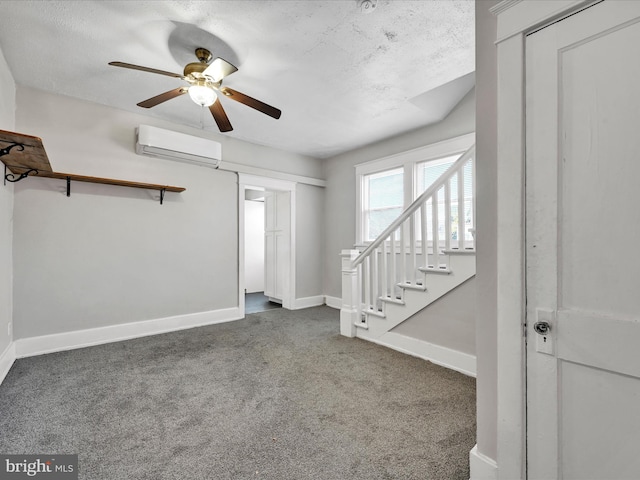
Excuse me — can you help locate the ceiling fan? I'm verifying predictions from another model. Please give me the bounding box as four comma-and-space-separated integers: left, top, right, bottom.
109, 47, 281, 133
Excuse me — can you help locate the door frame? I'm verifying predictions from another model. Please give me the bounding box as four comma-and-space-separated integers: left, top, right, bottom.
238, 173, 296, 315
490, 1, 599, 479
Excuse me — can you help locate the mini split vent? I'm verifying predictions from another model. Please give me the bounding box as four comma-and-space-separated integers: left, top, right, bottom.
135, 125, 222, 169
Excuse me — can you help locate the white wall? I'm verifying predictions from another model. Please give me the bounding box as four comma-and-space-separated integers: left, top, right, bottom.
244, 199, 264, 293
0, 45, 15, 357
12, 86, 324, 339
475, 0, 499, 464
323, 89, 476, 299
392, 277, 476, 355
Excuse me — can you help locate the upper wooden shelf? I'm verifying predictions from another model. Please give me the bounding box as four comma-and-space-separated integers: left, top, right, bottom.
0, 129, 186, 199
0, 130, 53, 173
25, 171, 185, 192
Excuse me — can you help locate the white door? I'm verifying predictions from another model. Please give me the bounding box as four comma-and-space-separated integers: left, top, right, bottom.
264, 190, 290, 303
526, 2, 640, 478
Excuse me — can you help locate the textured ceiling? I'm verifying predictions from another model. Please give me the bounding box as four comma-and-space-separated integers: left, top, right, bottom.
0, 0, 474, 159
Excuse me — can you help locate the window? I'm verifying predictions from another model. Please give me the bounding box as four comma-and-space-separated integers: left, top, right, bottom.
355, 133, 474, 245
362, 168, 403, 241
416, 155, 474, 243
416, 154, 458, 193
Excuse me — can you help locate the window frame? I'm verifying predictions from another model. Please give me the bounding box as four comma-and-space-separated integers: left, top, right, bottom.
355, 133, 475, 246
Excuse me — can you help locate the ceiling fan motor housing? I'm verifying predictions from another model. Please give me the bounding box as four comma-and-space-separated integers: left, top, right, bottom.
184, 48, 216, 78
184, 62, 208, 77
194, 47, 213, 64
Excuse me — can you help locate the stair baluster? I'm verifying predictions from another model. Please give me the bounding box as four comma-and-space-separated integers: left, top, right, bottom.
444, 181, 452, 251
381, 239, 388, 300
457, 168, 465, 250
363, 256, 371, 312
390, 230, 397, 298
409, 213, 417, 286
421, 203, 428, 270
432, 193, 440, 268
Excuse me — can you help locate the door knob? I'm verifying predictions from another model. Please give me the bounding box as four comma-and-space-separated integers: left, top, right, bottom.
533, 321, 551, 335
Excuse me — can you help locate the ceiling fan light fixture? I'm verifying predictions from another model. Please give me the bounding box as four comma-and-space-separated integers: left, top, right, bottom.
188, 83, 216, 107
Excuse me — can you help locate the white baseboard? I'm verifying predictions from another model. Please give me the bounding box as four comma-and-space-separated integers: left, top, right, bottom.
292, 295, 325, 310
324, 295, 341, 309
469, 445, 498, 480
362, 331, 477, 377
15, 307, 243, 358
0, 342, 16, 386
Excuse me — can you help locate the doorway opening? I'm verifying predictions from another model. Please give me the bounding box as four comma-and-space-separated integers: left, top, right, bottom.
245, 292, 281, 314
243, 187, 282, 314
238, 174, 296, 316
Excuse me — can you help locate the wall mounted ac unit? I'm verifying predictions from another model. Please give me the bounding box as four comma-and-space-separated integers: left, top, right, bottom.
135, 124, 222, 169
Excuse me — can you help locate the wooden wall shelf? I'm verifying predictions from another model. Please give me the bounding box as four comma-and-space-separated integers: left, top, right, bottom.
0, 129, 185, 204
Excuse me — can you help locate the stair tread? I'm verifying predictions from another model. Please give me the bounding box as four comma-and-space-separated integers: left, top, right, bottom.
379, 295, 405, 305
442, 248, 476, 255
418, 266, 452, 274
363, 308, 386, 318
397, 282, 427, 291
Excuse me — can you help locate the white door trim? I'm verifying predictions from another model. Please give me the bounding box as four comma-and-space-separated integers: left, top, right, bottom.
238, 173, 296, 314
491, 1, 595, 479
492, 0, 596, 43
495, 32, 526, 480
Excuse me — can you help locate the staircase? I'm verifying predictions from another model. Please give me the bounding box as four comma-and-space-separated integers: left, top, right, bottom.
340, 145, 476, 350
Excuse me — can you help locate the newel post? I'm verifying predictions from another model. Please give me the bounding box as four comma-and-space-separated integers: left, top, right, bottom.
340, 249, 360, 337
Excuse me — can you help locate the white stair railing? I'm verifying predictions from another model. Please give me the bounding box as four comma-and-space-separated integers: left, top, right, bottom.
340, 145, 476, 336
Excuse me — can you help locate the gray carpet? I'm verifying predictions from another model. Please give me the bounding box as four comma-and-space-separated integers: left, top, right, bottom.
0, 306, 476, 479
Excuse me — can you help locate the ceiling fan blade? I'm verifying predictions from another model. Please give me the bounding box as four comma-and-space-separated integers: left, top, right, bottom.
109, 61, 184, 79
202, 58, 238, 82
209, 100, 233, 132
220, 87, 282, 119
137, 87, 187, 108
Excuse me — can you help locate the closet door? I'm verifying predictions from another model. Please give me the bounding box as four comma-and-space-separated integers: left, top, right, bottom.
525, 2, 640, 478
264, 191, 290, 302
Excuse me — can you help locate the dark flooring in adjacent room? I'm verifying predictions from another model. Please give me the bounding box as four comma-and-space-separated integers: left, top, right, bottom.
0, 306, 476, 479
245, 291, 282, 314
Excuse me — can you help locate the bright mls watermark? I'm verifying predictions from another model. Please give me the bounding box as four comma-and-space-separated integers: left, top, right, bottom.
0, 455, 77, 479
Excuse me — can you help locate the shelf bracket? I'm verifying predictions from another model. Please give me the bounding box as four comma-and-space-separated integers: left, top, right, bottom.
160, 188, 166, 205
0, 142, 24, 159
2, 142, 34, 186
66, 176, 71, 197
4, 164, 39, 185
